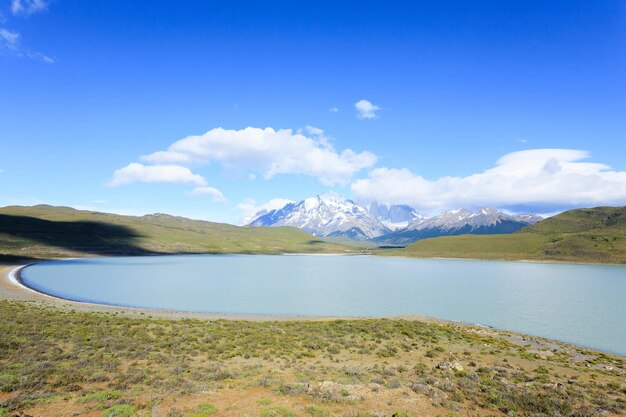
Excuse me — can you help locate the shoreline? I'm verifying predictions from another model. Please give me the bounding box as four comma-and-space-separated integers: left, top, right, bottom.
1, 261, 399, 322
379, 252, 626, 267
3, 257, 625, 360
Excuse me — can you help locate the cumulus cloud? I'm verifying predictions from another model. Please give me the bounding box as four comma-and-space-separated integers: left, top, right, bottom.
141, 127, 376, 186
355, 99, 380, 119
237, 198, 293, 225
188, 186, 227, 203
328, 106, 339, 113
107, 163, 208, 187
11, 0, 48, 16
351, 149, 626, 213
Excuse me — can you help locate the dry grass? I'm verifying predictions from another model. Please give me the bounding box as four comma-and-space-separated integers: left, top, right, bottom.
0, 300, 624, 417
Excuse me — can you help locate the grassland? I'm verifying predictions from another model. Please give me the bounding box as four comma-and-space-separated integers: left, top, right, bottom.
1, 205, 626, 416
0, 299, 624, 417
391, 206, 626, 264
0, 205, 355, 260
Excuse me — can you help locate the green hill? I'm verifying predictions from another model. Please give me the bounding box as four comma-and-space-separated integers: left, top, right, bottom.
3, 205, 625, 264
0, 205, 354, 260
391, 206, 626, 264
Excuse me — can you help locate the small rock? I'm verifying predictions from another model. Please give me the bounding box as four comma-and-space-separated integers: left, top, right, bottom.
437, 361, 464, 372
429, 386, 449, 405
411, 383, 430, 395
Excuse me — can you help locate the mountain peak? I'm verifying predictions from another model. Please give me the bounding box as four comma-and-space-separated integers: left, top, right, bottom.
318, 191, 345, 203
246, 194, 540, 243
477, 207, 500, 215
247, 193, 391, 239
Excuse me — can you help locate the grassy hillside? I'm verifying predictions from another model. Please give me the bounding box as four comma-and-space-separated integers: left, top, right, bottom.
391, 206, 626, 264
0, 205, 354, 259
3, 205, 625, 263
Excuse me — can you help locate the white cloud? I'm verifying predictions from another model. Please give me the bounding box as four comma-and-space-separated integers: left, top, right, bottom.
189, 186, 227, 203
237, 197, 293, 225
11, 0, 48, 16
26, 50, 53, 63
0, 28, 20, 49
2, 1, 53, 63
141, 127, 376, 186
329, 106, 339, 113
355, 99, 380, 119
0, 28, 53, 62
351, 149, 626, 213
304, 125, 324, 136
107, 163, 208, 187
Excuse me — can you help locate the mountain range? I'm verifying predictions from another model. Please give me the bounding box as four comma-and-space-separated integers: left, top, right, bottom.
246, 192, 543, 244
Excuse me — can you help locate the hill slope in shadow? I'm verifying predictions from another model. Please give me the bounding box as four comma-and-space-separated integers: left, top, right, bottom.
0, 205, 354, 260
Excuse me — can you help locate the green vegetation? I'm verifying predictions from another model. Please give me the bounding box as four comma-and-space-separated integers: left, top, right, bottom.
1, 205, 626, 415
101, 404, 136, 417
183, 403, 218, 417
78, 390, 122, 403
0, 300, 623, 416
260, 406, 297, 417
393, 206, 626, 263
2, 204, 625, 263
305, 405, 333, 416
0, 205, 354, 259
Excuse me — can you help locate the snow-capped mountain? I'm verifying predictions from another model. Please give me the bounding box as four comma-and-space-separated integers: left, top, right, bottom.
374, 207, 543, 245
369, 201, 423, 230
245, 193, 542, 243
247, 192, 392, 239
407, 207, 542, 230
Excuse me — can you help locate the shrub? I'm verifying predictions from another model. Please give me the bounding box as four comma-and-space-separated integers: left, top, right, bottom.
260, 406, 297, 417
79, 390, 122, 403
183, 403, 217, 417
306, 406, 332, 416
101, 404, 136, 417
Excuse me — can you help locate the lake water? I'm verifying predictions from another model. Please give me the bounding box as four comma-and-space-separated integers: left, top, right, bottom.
20, 255, 626, 356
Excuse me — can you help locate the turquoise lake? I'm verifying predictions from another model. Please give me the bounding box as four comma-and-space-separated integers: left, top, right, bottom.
20, 254, 626, 356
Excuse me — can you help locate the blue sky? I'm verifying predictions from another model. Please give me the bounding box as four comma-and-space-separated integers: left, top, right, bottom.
1, 0, 625, 223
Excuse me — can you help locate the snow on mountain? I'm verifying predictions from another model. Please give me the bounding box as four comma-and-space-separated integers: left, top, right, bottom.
406, 207, 541, 231
240, 198, 294, 225
245, 193, 542, 243
369, 201, 423, 230
247, 192, 392, 239
374, 207, 543, 245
